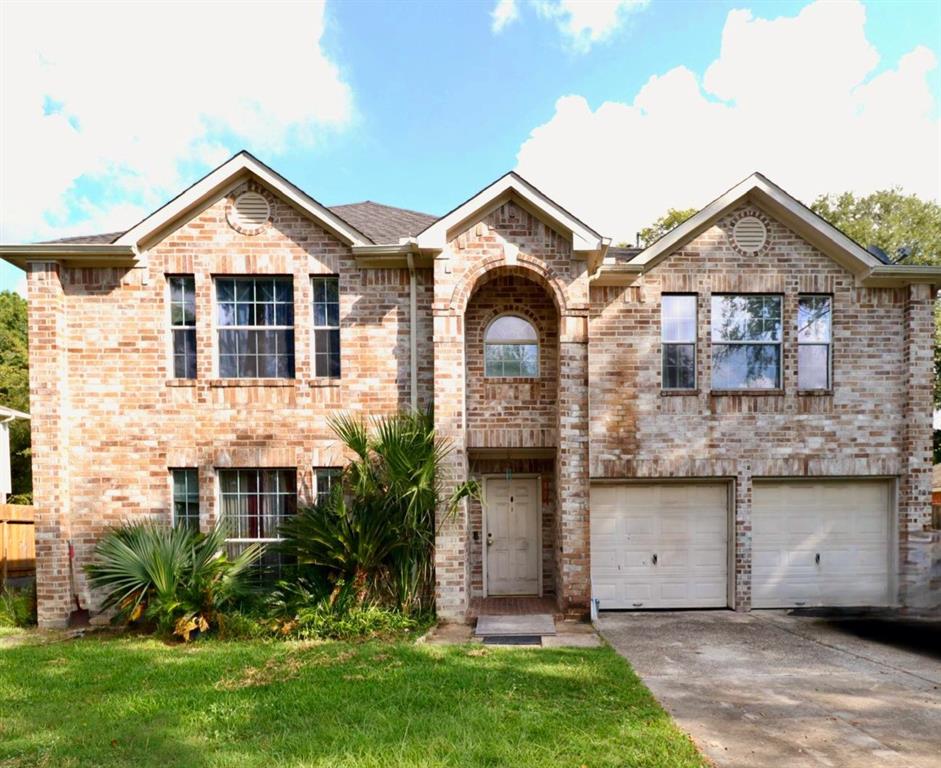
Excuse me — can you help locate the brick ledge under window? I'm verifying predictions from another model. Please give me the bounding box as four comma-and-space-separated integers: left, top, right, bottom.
660, 389, 700, 397
797, 389, 833, 397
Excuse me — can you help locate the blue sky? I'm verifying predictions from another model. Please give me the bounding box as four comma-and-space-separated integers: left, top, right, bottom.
2, 0, 940, 294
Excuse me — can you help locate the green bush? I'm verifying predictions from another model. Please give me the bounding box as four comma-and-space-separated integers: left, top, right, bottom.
0, 584, 36, 628
85, 522, 263, 640
279, 410, 477, 614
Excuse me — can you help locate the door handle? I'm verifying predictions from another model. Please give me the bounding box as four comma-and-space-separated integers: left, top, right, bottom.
486, 532, 493, 547
652, 553, 658, 565
815, 553, 820, 565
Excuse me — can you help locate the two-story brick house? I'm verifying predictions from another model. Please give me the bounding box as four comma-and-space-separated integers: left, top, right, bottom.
3, 151, 938, 627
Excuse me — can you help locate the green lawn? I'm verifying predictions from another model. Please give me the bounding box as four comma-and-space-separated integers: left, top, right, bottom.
0, 633, 706, 768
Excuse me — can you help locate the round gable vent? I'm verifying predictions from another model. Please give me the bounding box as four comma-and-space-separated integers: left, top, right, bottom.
732, 216, 767, 253
227, 191, 270, 234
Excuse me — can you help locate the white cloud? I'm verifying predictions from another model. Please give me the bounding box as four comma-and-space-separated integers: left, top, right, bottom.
515, 0, 941, 243
491, 0, 519, 34
0, 1, 353, 243
532, 0, 649, 52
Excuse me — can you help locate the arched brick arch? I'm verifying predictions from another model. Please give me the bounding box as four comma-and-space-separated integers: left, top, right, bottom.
450, 255, 569, 316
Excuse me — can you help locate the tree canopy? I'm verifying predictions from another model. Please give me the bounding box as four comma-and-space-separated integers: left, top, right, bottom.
810, 189, 941, 266
633, 207, 698, 248
0, 290, 30, 501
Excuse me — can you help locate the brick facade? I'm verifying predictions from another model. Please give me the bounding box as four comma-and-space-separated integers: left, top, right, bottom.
589, 204, 935, 610
20, 172, 936, 626
27, 182, 431, 627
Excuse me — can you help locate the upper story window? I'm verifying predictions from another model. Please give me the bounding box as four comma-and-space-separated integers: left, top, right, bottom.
171, 468, 199, 530
169, 276, 196, 379
216, 278, 295, 379
711, 295, 782, 390
484, 315, 538, 378
311, 276, 340, 378
661, 294, 697, 390
798, 295, 832, 390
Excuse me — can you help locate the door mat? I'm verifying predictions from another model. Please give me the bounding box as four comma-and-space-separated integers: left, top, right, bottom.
482, 635, 543, 646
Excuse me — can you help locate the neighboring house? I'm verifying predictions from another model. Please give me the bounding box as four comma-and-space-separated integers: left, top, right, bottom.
2, 151, 939, 628
0, 405, 30, 504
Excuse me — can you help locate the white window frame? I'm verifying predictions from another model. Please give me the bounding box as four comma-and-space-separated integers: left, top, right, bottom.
710, 294, 783, 390
217, 468, 297, 554
483, 313, 540, 378
661, 294, 697, 390
314, 467, 342, 505
170, 468, 199, 530
168, 275, 196, 379
311, 275, 341, 378
797, 294, 833, 390
214, 276, 295, 379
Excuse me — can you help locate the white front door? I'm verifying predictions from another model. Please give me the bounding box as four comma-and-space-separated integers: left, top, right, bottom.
485, 477, 541, 596
591, 482, 729, 609
752, 480, 892, 608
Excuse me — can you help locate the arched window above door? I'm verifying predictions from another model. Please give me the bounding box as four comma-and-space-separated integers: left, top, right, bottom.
484, 314, 539, 377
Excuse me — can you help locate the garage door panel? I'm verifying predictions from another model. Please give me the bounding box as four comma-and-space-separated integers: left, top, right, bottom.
590, 482, 729, 610
753, 480, 891, 608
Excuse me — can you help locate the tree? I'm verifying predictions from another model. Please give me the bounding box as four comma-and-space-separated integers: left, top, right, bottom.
625, 208, 697, 248
0, 290, 30, 502
811, 190, 941, 412
810, 189, 941, 266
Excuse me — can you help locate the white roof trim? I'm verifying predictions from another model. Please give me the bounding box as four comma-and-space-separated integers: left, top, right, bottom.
630, 172, 883, 274
115, 151, 371, 248
0, 405, 30, 421
415, 171, 603, 253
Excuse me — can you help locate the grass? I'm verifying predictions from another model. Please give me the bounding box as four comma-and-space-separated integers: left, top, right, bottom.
0, 633, 707, 768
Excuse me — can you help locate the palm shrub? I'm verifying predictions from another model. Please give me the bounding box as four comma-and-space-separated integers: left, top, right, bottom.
279, 409, 477, 614
86, 522, 262, 640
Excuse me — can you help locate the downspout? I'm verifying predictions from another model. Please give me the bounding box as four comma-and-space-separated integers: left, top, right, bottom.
406, 252, 418, 412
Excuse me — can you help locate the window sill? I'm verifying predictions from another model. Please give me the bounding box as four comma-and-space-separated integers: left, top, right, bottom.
797, 389, 833, 396
208, 379, 297, 388
484, 377, 541, 383
660, 389, 699, 397
308, 378, 341, 388
710, 389, 785, 397
166, 379, 198, 387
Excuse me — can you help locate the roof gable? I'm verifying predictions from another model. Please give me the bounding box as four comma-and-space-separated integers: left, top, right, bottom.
629, 172, 883, 276
115, 151, 372, 249
415, 171, 605, 255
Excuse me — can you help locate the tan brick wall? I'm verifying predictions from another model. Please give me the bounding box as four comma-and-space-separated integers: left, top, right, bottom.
433, 199, 591, 619
28, 181, 431, 626
26, 185, 934, 624
588, 203, 934, 608
464, 274, 558, 449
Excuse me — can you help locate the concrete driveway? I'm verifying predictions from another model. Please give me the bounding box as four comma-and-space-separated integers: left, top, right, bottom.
598, 611, 941, 768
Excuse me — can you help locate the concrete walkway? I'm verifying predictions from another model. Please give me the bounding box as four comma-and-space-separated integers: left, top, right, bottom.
598, 611, 941, 768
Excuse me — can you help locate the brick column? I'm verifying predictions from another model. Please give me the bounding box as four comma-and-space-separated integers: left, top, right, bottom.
433, 313, 469, 620
556, 314, 590, 616
898, 283, 934, 606
733, 466, 752, 611
27, 262, 73, 628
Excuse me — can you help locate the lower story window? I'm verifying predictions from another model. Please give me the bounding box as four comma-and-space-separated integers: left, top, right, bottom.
314, 467, 342, 505
218, 469, 297, 571
171, 468, 199, 530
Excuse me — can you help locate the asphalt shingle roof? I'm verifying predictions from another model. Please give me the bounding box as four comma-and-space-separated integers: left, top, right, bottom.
35, 202, 438, 247
328, 201, 437, 244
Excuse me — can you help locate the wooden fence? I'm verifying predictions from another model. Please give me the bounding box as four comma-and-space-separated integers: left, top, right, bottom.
0, 504, 35, 584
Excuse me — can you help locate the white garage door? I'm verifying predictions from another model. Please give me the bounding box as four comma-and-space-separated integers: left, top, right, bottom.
752, 480, 892, 608
591, 483, 729, 609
